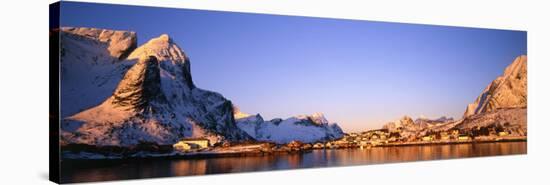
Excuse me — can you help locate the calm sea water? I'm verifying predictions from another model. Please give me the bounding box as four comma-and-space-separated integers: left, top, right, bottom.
60, 141, 526, 183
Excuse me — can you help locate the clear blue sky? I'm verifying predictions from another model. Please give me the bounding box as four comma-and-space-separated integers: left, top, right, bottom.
59, 2, 527, 132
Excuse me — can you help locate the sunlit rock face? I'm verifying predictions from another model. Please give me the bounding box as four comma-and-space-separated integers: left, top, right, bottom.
455, 55, 527, 135
60, 28, 251, 146
61, 27, 137, 60
464, 55, 527, 117
383, 116, 415, 132
110, 56, 165, 111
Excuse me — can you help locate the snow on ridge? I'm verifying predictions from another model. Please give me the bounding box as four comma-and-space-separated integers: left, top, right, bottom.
61, 27, 137, 60
127, 33, 194, 88
235, 110, 344, 144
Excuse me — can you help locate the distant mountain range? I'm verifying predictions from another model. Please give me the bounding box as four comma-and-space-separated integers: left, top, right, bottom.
234, 109, 344, 144
58, 27, 343, 146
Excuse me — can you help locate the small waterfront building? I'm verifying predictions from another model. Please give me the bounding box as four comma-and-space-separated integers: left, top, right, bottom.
173, 138, 210, 151
326, 142, 336, 149
458, 135, 470, 141
498, 131, 509, 136
451, 129, 460, 136
335, 139, 349, 145
173, 142, 197, 151
313, 142, 325, 149
287, 140, 304, 148
422, 136, 433, 142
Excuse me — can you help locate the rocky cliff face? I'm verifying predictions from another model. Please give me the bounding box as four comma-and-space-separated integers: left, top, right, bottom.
235, 109, 344, 144
464, 55, 527, 117
60, 28, 251, 146
454, 55, 527, 134
383, 116, 415, 132
111, 56, 166, 111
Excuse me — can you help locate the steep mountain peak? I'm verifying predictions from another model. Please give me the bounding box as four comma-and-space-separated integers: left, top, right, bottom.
159, 34, 172, 42
127, 34, 185, 64
127, 34, 194, 88
400, 116, 414, 125
308, 112, 330, 125
382, 115, 417, 133
464, 55, 527, 117
503, 55, 527, 77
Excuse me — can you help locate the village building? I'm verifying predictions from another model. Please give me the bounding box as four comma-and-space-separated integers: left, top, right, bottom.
458, 135, 470, 141
313, 143, 325, 149
498, 131, 509, 136
326, 142, 336, 149
173, 138, 210, 151
422, 136, 433, 142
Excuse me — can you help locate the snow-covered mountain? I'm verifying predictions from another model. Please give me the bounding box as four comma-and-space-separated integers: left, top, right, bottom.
60, 27, 251, 146
235, 109, 344, 144
464, 55, 527, 117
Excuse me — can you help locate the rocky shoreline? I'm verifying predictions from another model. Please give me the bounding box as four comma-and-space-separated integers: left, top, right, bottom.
61, 136, 526, 161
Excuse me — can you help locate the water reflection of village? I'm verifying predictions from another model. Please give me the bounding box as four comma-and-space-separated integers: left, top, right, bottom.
168, 142, 525, 176
62, 141, 526, 182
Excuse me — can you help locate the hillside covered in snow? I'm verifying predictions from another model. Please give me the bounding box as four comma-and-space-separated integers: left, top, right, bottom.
234, 108, 344, 144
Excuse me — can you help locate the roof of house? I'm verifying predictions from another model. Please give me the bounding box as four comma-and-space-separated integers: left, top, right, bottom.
178, 138, 209, 141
